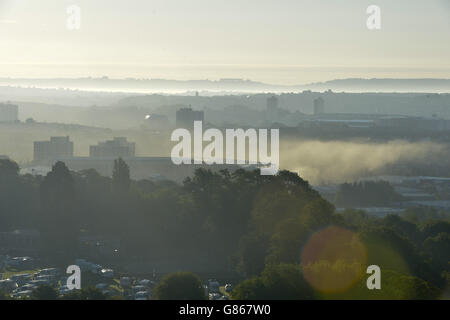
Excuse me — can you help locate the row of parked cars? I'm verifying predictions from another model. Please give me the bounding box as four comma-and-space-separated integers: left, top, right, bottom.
120, 277, 155, 300
0, 267, 61, 299
0, 256, 118, 299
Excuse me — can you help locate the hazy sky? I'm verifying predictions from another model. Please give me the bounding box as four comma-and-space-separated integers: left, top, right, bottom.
0, 0, 449, 84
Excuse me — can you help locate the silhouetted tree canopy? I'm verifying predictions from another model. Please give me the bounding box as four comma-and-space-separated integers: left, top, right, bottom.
0, 159, 448, 299
153, 272, 205, 300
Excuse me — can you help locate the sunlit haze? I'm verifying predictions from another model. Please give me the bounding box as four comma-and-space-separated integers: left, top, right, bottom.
0, 0, 449, 84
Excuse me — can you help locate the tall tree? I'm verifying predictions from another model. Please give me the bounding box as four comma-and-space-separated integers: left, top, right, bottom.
39, 161, 79, 260
112, 158, 131, 193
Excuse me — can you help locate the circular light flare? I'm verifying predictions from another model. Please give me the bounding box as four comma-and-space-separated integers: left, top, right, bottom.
301, 226, 367, 294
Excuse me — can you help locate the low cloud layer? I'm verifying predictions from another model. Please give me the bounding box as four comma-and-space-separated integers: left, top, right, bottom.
280, 139, 448, 185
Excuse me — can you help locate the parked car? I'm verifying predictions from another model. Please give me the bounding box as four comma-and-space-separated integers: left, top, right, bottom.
95, 283, 109, 290
10, 274, 32, 286
208, 279, 220, 293
120, 277, 132, 287
12, 290, 32, 299
137, 279, 151, 287
20, 283, 37, 291
30, 279, 51, 287
132, 285, 146, 294
135, 291, 149, 300
101, 269, 114, 278
38, 268, 60, 276
0, 279, 18, 293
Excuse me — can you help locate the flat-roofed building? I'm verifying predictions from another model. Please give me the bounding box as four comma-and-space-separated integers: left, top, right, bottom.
33, 136, 74, 164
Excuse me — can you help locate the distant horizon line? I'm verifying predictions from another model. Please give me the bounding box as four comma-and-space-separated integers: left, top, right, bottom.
1, 76, 450, 87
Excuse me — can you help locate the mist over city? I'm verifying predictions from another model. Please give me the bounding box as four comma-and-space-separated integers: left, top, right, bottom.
0, 0, 449, 306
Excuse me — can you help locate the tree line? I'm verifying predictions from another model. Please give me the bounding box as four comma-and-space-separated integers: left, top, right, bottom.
0, 158, 449, 299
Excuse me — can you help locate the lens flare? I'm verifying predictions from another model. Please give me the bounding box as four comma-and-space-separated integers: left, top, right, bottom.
301, 226, 367, 293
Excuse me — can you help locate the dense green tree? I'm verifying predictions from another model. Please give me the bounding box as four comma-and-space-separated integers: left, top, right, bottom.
0, 159, 38, 231
380, 214, 422, 246
232, 264, 315, 300
0, 290, 11, 300
265, 218, 308, 265
420, 220, 450, 239
112, 158, 131, 193
423, 232, 450, 275
236, 234, 270, 277
402, 207, 450, 224
339, 208, 372, 229
334, 180, 402, 207
326, 269, 441, 300
153, 272, 206, 300
39, 161, 79, 259
31, 285, 58, 300
0, 158, 19, 177
359, 226, 442, 287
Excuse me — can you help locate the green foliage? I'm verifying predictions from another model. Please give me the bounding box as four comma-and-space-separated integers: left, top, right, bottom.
339, 208, 373, 228
0, 159, 38, 231
153, 272, 206, 300
334, 180, 402, 207
39, 161, 79, 260
231, 264, 315, 300
402, 207, 450, 224
0, 158, 19, 177
359, 226, 443, 287
236, 234, 270, 277
0, 290, 11, 300
265, 218, 308, 265
0, 159, 447, 300
379, 214, 422, 246
325, 269, 441, 300
423, 232, 450, 275
31, 285, 58, 300
112, 157, 131, 193
420, 220, 450, 239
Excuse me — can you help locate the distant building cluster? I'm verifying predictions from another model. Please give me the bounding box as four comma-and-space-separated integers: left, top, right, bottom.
0, 103, 19, 123
30, 135, 240, 182
33, 136, 135, 164
90, 137, 135, 158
